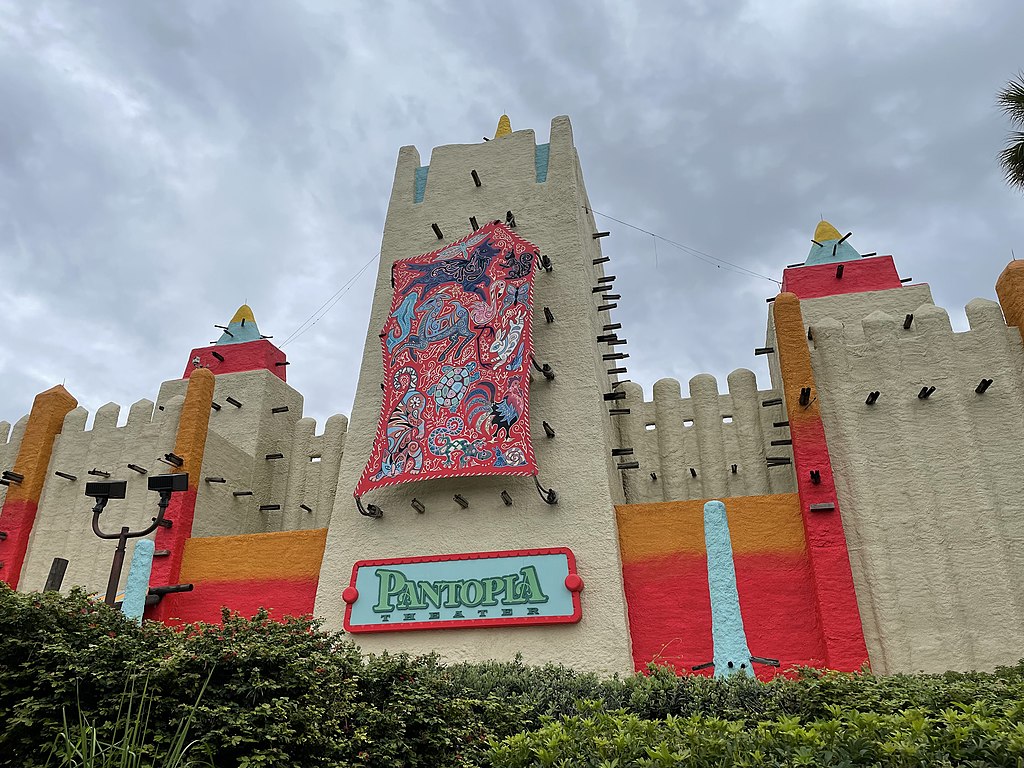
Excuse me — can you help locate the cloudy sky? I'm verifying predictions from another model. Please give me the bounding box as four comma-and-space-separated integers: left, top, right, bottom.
2, 1, 1022, 429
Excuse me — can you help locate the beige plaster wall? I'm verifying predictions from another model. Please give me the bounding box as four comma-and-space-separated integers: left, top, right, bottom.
19, 398, 182, 594
809, 290, 1024, 673
14, 367, 347, 596
159, 370, 346, 538
614, 371, 796, 504
315, 116, 634, 674
764, 284, 935, 390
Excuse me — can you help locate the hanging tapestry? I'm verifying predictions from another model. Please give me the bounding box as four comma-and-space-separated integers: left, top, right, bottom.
355, 222, 539, 499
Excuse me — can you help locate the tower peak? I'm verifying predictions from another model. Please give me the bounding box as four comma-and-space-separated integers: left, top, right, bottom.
494, 114, 512, 139
217, 305, 262, 345
806, 220, 860, 265
230, 304, 256, 325
813, 220, 843, 243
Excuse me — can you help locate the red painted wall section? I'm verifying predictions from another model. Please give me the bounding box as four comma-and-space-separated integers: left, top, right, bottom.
616, 494, 828, 679
782, 256, 902, 299
773, 292, 870, 671
147, 370, 214, 622
183, 339, 287, 382
157, 528, 328, 625
0, 385, 77, 589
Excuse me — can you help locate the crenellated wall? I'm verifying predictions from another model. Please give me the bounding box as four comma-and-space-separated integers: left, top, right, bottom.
614, 372, 796, 504
808, 293, 1024, 673
19, 396, 183, 593
7, 368, 347, 598
156, 369, 345, 538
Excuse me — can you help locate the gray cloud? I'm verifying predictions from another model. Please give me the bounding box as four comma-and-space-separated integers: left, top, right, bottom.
1, 0, 1022, 429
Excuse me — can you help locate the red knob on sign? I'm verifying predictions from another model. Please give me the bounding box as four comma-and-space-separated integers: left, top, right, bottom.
342, 586, 359, 604
564, 573, 584, 592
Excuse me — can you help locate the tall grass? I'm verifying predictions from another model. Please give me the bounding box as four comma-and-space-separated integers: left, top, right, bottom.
46, 675, 211, 768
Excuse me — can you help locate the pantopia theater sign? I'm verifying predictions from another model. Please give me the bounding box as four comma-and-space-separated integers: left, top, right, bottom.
342, 548, 583, 632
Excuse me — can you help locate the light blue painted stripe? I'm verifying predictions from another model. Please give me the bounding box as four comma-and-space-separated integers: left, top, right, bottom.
414, 166, 429, 203
535, 143, 550, 183
216, 319, 262, 346
121, 538, 155, 625
703, 500, 753, 678
805, 239, 861, 266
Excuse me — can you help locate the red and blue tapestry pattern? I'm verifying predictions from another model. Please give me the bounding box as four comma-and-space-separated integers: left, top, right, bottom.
355, 222, 539, 497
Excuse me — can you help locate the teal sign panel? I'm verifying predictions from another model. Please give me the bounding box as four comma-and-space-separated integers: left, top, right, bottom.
343, 547, 583, 632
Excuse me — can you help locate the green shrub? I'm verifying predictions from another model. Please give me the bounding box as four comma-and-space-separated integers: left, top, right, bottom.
4, 585, 1024, 768
487, 703, 1024, 768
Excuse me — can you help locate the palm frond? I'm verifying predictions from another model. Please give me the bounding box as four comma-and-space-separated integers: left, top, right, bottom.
999, 131, 1024, 190
997, 73, 1024, 126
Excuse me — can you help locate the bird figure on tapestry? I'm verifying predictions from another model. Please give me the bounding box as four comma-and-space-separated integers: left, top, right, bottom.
468, 279, 506, 326
372, 367, 426, 480
465, 377, 524, 440
488, 310, 525, 369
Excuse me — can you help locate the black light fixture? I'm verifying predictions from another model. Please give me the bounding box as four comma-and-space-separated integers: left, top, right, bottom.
411, 498, 425, 514
87, 473, 187, 606
500, 490, 513, 506
453, 494, 469, 509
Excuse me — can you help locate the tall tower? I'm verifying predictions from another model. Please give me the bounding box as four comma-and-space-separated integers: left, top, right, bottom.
315, 116, 634, 673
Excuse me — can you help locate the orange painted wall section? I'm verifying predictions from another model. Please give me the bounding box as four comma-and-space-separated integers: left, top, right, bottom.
772, 293, 869, 671
996, 260, 1024, 344
157, 528, 328, 625
617, 494, 828, 677
0, 385, 77, 588
149, 369, 215, 621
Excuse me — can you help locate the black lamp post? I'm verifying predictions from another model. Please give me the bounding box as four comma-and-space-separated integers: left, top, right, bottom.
86, 473, 189, 606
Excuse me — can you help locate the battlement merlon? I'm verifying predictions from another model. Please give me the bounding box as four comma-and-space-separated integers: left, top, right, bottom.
386, 115, 574, 224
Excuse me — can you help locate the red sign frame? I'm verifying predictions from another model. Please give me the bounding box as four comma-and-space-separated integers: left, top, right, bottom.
342, 547, 583, 633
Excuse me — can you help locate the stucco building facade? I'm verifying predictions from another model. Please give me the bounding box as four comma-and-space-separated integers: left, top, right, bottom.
3, 115, 1023, 678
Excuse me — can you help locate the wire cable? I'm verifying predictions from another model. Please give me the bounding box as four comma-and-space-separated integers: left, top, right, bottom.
587, 207, 781, 285
280, 251, 381, 348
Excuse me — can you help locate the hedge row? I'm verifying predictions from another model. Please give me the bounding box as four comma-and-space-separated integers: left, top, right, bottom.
2, 585, 1023, 767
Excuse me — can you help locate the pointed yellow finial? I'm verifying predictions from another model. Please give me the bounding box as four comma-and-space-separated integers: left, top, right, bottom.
494, 114, 512, 139
230, 304, 256, 324
813, 220, 843, 242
